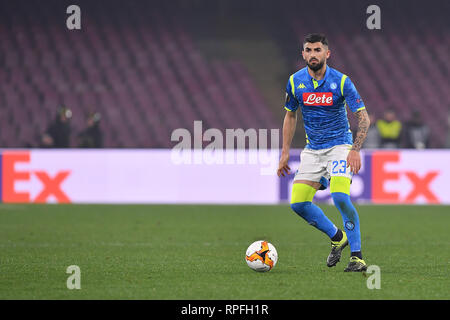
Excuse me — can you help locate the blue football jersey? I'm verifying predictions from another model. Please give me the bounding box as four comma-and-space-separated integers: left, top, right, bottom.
284, 65, 366, 150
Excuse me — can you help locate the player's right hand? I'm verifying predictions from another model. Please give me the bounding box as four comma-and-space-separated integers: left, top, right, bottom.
277, 153, 291, 177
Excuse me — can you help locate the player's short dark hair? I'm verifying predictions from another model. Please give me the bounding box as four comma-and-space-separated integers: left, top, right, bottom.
303, 33, 329, 47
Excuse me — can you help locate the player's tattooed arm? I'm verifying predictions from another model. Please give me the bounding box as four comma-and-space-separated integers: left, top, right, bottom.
352, 109, 370, 152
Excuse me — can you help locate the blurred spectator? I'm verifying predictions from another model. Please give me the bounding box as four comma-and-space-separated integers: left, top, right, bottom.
77, 112, 103, 148
41, 107, 72, 148
403, 110, 430, 149
363, 113, 380, 149
376, 109, 402, 149
39, 133, 54, 148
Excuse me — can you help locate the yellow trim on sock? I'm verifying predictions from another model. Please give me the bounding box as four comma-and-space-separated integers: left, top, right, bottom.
291, 183, 317, 204
330, 176, 351, 195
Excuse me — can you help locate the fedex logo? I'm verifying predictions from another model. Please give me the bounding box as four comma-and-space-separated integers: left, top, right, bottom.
0, 151, 71, 203
372, 152, 440, 204
303, 92, 333, 106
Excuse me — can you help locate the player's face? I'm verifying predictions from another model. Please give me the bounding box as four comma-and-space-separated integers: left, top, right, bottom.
302, 42, 330, 71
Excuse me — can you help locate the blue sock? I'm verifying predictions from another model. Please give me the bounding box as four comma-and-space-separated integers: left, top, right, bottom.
291, 202, 338, 238
331, 192, 361, 253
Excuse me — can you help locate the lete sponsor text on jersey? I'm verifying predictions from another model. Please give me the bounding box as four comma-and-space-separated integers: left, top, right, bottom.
303, 92, 333, 106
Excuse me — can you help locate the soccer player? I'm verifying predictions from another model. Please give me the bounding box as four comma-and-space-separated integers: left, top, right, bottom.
277, 33, 370, 272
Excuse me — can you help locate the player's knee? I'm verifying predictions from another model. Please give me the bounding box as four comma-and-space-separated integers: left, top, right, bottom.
290, 183, 318, 218
330, 176, 352, 210
330, 176, 351, 195
290, 183, 317, 204
330, 177, 355, 214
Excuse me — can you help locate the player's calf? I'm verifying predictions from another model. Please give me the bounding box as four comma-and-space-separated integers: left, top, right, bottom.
290, 182, 338, 239
330, 176, 364, 261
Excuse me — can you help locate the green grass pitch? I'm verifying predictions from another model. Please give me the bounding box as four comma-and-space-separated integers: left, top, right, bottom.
0, 203, 449, 299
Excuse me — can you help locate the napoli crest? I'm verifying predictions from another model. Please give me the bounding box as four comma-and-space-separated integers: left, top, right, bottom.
345, 221, 355, 230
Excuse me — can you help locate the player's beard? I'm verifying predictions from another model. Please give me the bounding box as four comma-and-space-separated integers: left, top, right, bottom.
306, 59, 324, 72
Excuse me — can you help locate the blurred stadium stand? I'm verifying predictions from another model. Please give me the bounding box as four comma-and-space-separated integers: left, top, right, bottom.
0, 0, 448, 148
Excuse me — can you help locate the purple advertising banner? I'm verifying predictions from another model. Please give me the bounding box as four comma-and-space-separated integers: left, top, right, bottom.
0, 149, 448, 204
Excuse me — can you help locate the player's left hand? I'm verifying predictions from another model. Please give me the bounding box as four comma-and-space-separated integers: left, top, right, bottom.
347, 149, 361, 174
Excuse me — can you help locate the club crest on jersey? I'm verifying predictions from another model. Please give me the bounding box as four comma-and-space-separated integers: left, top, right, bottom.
303, 92, 333, 106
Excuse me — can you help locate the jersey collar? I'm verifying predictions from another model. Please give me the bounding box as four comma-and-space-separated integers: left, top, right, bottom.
307, 64, 330, 89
